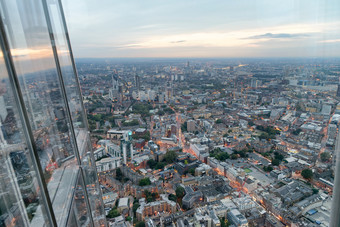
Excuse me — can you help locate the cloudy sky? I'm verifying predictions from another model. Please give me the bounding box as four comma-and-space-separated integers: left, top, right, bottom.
62, 0, 340, 58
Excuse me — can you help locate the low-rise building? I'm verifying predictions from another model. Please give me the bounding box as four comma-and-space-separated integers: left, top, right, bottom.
227, 208, 248, 227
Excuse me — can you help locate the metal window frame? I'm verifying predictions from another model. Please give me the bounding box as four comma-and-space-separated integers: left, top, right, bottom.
0, 9, 58, 227
41, 0, 96, 226
57, 0, 108, 225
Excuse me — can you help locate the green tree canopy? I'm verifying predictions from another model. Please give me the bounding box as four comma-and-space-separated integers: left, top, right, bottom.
215, 119, 223, 124
136, 221, 145, 227
320, 152, 331, 162
164, 150, 177, 163
107, 208, 120, 218
175, 186, 185, 198
168, 194, 177, 202
301, 169, 313, 180
139, 178, 151, 186
271, 159, 280, 166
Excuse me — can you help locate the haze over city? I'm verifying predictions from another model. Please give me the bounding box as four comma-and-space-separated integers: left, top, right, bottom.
64, 0, 340, 58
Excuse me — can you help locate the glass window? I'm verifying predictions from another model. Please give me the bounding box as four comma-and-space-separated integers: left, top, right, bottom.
0, 1, 79, 225
46, 0, 89, 141
82, 140, 106, 227
66, 173, 92, 227
0, 47, 50, 226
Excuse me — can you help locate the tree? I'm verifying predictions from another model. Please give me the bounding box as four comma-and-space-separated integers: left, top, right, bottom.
320, 152, 331, 162
271, 159, 280, 166
263, 166, 273, 172
147, 159, 157, 169
216, 152, 229, 161
139, 178, 151, 186
164, 150, 177, 163
189, 168, 196, 175
107, 208, 120, 218
231, 154, 238, 159
136, 221, 145, 227
312, 188, 319, 194
126, 216, 132, 221
274, 152, 284, 161
133, 203, 140, 217
301, 169, 313, 180
181, 122, 188, 132
175, 186, 185, 199
215, 119, 223, 124
144, 190, 155, 202
151, 192, 159, 201
116, 168, 123, 181
168, 194, 177, 202
155, 162, 166, 170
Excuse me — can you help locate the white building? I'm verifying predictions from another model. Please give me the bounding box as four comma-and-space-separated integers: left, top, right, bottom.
96, 157, 121, 173
190, 143, 208, 157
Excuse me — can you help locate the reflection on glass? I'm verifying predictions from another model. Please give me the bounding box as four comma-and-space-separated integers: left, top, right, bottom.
0, 0, 106, 226
70, 173, 92, 227
0, 0, 78, 225
82, 140, 106, 227
46, 0, 88, 157
0, 47, 50, 226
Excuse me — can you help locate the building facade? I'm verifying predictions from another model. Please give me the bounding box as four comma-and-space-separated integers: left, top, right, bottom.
0, 0, 106, 226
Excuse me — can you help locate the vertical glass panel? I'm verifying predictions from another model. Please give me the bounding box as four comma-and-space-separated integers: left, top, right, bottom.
46, 1, 107, 226
45, 0, 89, 156
81, 139, 106, 227
67, 172, 92, 227
66, 209, 78, 227
0, 47, 50, 225
0, 1, 78, 225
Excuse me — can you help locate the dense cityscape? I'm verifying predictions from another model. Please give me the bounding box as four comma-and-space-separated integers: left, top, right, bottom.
76, 58, 340, 227
1, 1, 340, 227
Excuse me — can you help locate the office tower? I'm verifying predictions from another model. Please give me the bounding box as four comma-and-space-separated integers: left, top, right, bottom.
187, 120, 196, 132
109, 75, 119, 100
118, 84, 123, 104
106, 130, 133, 164
134, 74, 141, 91
250, 78, 258, 88
0, 0, 106, 226
337, 84, 340, 97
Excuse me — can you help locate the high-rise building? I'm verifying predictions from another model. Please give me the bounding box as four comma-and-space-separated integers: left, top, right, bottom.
109, 75, 119, 100
187, 120, 196, 132
0, 0, 106, 226
336, 84, 340, 97
134, 74, 141, 91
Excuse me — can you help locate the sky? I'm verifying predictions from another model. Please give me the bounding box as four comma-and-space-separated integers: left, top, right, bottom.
62, 0, 340, 58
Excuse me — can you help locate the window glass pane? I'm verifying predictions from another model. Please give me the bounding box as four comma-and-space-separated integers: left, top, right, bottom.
45, 2, 107, 226
68, 173, 92, 227
0, 48, 50, 225
82, 141, 106, 227
66, 209, 77, 227
0, 1, 79, 225
46, 0, 89, 156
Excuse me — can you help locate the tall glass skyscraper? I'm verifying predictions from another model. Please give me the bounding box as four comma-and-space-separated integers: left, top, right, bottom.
0, 0, 106, 226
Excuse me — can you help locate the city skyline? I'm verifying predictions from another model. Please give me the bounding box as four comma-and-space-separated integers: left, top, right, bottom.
63, 0, 340, 58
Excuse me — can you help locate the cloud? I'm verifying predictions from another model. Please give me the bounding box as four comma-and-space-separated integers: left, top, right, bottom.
170, 40, 186, 43
62, 0, 340, 58
319, 39, 340, 43
246, 33, 309, 39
